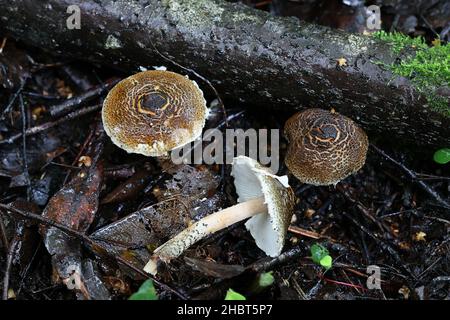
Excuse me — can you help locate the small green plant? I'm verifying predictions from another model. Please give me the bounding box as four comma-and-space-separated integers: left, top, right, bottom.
224, 288, 246, 300
248, 271, 275, 294
257, 271, 275, 288
311, 243, 333, 270
129, 279, 158, 300
433, 148, 450, 164
372, 31, 450, 115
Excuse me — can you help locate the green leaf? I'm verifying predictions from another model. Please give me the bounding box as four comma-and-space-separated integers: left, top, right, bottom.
320, 255, 333, 270
433, 148, 450, 164
129, 279, 158, 300
311, 243, 333, 270
224, 289, 246, 300
258, 271, 275, 288
310, 243, 329, 265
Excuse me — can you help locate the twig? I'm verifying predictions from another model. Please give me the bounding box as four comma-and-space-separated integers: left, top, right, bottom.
333, 263, 368, 277
423, 215, 450, 225
341, 211, 416, 280
63, 118, 98, 185
2, 239, 19, 300
371, 144, 450, 211
0, 216, 8, 250
17, 242, 42, 297
2, 225, 21, 300
0, 37, 7, 53
254, 0, 272, 8
0, 104, 101, 145
416, 173, 450, 181
378, 207, 421, 219
0, 204, 86, 238
0, 203, 188, 300
341, 269, 362, 294
46, 162, 81, 170
288, 225, 360, 253
431, 276, 450, 284
288, 225, 322, 239
440, 24, 450, 40
417, 257, 442, 280
30, 61, 67, 73
1, 82, 25, 119
322, 276, 367, 292
49, 78, 119, 117
104, 165, 136, 179
359, 229, 371, 265
249, 245, 304, 273
337, 184, 390, 235
19, 94, 30, 197
21, 91, 63, 101
419, 14, 439, 39
291, 277, 308, 300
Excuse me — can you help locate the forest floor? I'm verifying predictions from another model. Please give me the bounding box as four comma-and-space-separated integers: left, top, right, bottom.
0, 0, 448, 300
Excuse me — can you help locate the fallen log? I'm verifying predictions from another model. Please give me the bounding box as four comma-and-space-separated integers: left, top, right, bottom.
0, 0, 448, 146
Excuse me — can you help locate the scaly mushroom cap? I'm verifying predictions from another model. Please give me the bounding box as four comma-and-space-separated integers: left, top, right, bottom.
231, 156, 295, 257
102, 70, 207, 157
284, 108, 368, 186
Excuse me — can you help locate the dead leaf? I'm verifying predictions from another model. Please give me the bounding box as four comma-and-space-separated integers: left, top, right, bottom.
399, 285, 410, 299
336, 57, 347, 67
413, 231, 426, 242
101, 165, 152, 204
431, 38, 441, 47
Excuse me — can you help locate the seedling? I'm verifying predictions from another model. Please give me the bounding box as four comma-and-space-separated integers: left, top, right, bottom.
129, 279, 158, 300
433, 148, 450, 164
224, 289, 246, 300
248, 271, 275, 294
258, 271, 275, 288
311, 243, 333, 270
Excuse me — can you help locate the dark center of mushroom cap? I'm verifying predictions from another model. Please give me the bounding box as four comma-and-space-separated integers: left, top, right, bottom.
309, 123, 340, 145
137, 92, 169, 115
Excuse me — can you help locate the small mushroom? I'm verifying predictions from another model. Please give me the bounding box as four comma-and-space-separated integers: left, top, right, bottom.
144, 156, 295, 275
284, 108, 368, 186
102, 70, 208, 157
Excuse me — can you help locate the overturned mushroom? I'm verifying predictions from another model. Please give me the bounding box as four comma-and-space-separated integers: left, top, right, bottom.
144, 156, 295, 275
102, 70, 208, 157
284, 108, 368, 186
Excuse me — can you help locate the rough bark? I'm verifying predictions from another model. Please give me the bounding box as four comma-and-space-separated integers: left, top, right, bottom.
0, 0, 448, 146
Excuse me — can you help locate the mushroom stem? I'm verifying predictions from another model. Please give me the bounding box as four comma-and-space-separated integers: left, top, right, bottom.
143, 196, 266, 274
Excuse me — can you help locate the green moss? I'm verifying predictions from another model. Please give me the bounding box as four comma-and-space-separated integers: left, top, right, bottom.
373, 30, 428, 53
373, 31, 449, 115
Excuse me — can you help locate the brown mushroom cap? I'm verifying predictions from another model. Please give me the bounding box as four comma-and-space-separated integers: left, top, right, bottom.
284, 108, 368, 186
102, 70, 207, 157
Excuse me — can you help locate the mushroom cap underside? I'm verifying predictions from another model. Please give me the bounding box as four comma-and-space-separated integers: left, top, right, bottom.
231, 156, 295, 257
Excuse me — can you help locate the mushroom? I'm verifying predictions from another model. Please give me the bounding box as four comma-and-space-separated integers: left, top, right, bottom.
284, 108, 368, 186
143, 156, 295, 275
102, 70, 208, 157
